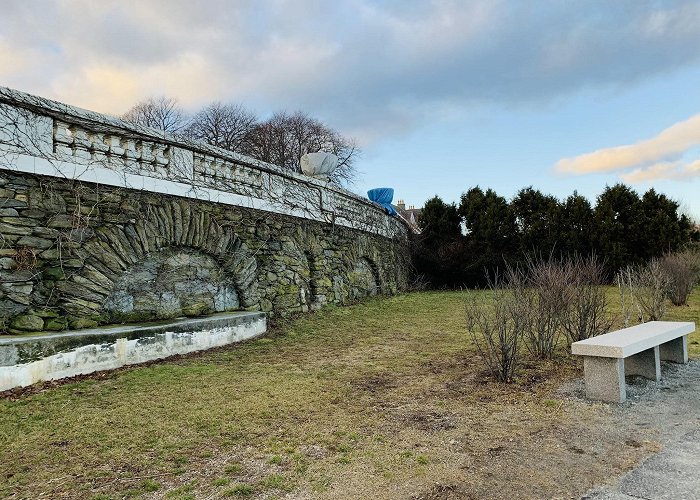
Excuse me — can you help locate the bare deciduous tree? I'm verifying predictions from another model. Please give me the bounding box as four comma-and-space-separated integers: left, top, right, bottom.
122, 96, 189, 135
186, 101, 258, 153
247, 111, 359, 185
117, 98, 375, 231
121, 98, 361, 186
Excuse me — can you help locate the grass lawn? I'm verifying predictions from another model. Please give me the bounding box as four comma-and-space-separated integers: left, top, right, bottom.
1, 288, 698, 499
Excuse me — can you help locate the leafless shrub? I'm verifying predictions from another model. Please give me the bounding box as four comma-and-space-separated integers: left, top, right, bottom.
561, 254, 613, 344
617, 258, 669, 323
659, 250, 700, 306
617, 268, 639, 327
407, 273, 431, 292
521, 257, 572, 358
465, 270, 529, 382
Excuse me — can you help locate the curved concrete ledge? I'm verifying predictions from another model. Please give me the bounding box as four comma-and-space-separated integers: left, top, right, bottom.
0, 311, 266, 391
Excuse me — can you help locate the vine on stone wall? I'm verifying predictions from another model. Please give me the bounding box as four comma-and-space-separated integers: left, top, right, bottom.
11, 247, 37, 271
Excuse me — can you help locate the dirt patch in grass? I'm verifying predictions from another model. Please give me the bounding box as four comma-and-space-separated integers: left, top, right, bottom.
393, 408, 458, 432
1, 289, 697, 499
349, 372, 399, 394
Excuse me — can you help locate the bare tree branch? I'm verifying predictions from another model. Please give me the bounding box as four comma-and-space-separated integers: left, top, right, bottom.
122, 97, 189, 135
186, 101, 257, 153
246, 111, 360, 186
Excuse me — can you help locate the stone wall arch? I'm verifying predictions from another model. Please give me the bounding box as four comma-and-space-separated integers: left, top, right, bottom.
339, 256, 381, 303
58, 200, 259, 326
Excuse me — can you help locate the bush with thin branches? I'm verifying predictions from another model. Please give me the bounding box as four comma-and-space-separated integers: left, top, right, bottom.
521, 257, 572, 358
561, 254, 613, 344
617, 258, 669, 324
659, 250, 700, 306
465, 270, 529, 382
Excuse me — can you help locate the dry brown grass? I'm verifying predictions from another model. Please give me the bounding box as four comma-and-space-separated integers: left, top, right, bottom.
1, 288, 698, 499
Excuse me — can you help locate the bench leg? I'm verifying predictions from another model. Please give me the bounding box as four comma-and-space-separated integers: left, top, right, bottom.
660, 335, 688, 364
584, 356, 626, 403
624, 346, 661, 381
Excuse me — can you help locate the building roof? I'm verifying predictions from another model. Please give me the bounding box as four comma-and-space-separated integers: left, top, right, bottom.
395, 199, 422, 233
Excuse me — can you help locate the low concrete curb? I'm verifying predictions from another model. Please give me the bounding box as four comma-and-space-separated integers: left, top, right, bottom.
0, 311, 267, 391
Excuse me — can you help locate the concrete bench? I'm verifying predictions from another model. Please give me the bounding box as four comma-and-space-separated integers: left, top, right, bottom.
571, 321, 695, 402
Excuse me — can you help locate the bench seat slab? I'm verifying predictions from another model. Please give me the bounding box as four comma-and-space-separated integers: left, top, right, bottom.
624, 346, 661, 381
584, 356, 625, 403
659, 335, 688, 364
572, 321, 695, 358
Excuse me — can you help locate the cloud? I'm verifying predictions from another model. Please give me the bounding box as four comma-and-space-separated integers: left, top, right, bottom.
555, 113, 700, 174
3, 1, 700, 143
621, 159, 700, 183
49, 54, 230, 115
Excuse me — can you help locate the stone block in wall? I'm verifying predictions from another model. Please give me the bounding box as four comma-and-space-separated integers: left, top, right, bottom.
0, 296, 28, 318
0, 223, 32, 236
9, 313, 43, 331
44, 316, 68, 331
0, 208, 19, 217
1, 217, 36, 228
16, 236, 54, 250
0, 200, 27, 209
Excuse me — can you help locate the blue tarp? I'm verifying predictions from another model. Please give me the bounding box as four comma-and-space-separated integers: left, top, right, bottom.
368, 187, 397, 216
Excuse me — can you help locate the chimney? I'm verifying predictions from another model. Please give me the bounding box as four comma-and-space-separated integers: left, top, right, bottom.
409, 205, 415, 210
396, 199, 405, 211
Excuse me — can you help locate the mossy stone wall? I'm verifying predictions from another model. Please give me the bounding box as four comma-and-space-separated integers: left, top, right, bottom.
0, 172, 410, 334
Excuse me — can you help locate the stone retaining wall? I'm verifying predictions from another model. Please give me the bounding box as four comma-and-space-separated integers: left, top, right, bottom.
0, 87, 411, 335
0, 171, 409, 334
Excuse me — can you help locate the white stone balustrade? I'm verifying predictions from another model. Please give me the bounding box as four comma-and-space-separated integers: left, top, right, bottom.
193, 153, 266, 197
0, 85, 410, 239
53, 121, 177, 176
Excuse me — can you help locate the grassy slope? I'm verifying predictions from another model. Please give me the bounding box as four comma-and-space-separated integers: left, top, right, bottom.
0, 288, 697, 499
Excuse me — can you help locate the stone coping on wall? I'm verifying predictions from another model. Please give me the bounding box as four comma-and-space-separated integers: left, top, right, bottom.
0, 311, 267, 391
0, 86, 412, 239
0, 311, 265, 348
0, 311, 266, 367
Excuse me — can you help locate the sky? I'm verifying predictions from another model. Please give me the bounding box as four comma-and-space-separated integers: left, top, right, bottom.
2, 0, 700, 219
